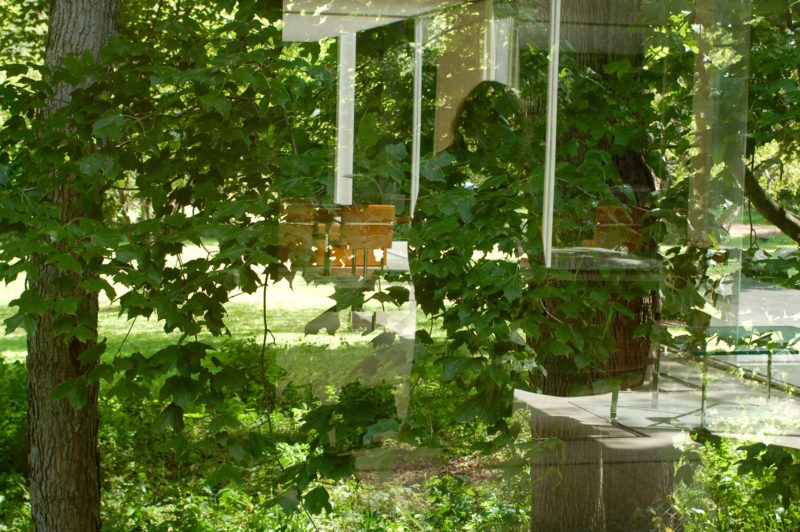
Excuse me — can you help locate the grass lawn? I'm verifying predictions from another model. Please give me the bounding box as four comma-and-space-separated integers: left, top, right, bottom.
1, 257, 536, 530
4, 236, 800, 529
728, 231, 798, 251
1, 268, 350, 359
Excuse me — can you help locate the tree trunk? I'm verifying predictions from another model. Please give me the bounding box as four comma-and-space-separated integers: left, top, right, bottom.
745, 166, 800, 245
532, 0, 657, 397
534, 289, 657, 397
28, 2, 119, 530
529, 2, 667, 527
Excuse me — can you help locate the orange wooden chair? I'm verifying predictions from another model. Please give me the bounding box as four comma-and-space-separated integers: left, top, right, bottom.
278, 201, 317, 265
332, 204, 395, 276
582, 205, 643, 250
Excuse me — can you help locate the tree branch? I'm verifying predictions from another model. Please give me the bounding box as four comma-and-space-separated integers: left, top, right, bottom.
744, 166, 800, 245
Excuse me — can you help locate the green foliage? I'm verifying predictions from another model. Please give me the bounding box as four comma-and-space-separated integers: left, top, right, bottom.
0, 0, 47, 67
744, 247, 800, 290
1, 0, 800, 526
674, 430, 800, 530
420, 475, 528, 530
0, 332, 533, 529
0, 358, 29, 527
410, 41, 665, 432
0, 358, 26, 471
0, 0, 393, 515
0, 471, 30, 530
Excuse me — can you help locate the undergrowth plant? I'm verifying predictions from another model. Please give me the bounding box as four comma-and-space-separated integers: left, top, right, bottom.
674, 429, 800, 531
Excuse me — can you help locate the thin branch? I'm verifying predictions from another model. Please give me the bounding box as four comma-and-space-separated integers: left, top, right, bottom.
540, 301, 564, 323
113, 316, 138, 357
260, 273, 276, 427
282, 106, 298, 156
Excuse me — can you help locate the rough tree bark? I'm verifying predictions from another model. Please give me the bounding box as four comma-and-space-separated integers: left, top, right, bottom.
28, 1, 119, 530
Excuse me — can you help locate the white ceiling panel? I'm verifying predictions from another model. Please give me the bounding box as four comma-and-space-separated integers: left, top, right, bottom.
283, 0, 467, 41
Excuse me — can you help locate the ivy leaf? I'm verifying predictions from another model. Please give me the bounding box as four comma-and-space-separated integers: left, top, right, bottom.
199, 92, 232, 119
420, 151, 454, 182
303, 486, 332, 515
1, 64, 28, 77
207, 462, 242, 486
356, 112, 379, 150
269, 487, 300, 515
79, 339, 107, 365
78, 152, 116, 178
92, 113, 124, 141
50, 376, 89, 410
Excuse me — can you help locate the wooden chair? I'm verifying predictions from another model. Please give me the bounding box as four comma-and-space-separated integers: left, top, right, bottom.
278, 200, 318, 265
582, 205, 643, 250
332, 204, 395, 276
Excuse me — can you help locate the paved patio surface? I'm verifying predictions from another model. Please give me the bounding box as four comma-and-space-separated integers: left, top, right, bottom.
516, 353, 800, 450
710, 276, 800, 391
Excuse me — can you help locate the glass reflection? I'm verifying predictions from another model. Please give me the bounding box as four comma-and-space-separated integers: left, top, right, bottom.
277, 0, 800, 529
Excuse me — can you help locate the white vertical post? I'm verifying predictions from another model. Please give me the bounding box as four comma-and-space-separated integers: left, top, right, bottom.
335, 33, 356, 205
513, 23, 520, 91
542, 0, 561, 268
491, 17, 515, 87
487, 16, 495, 80
481, 8, 491, 82
410, 18, 423, 217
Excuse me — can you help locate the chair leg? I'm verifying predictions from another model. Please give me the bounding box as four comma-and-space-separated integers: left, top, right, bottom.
610, 389, 619, 423
700, 358, 707, 427
768, 352, 773, 400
